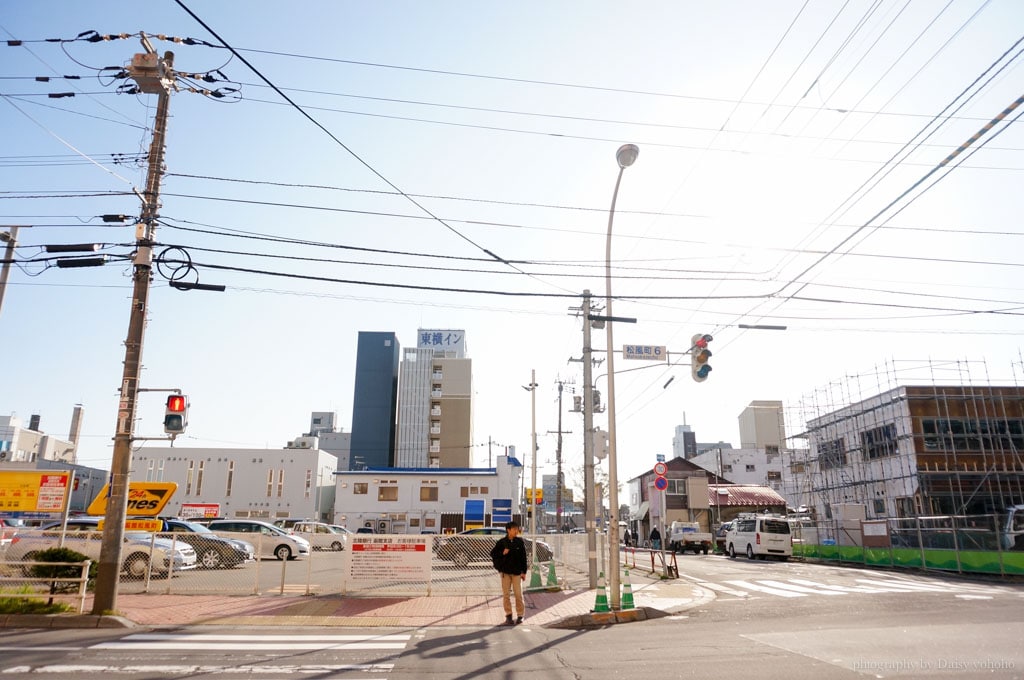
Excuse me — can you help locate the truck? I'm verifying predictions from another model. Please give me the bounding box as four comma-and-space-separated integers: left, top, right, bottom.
668, 521, 713, 555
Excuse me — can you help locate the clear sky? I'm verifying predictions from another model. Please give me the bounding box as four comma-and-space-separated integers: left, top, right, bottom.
2, 1, 1022, 491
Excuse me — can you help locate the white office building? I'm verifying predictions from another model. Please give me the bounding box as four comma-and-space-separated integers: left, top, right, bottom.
132, 446, 339, 522
334, 455, 522, 533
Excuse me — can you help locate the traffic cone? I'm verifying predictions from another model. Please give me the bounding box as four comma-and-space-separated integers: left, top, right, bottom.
529, 561, 543, 589
593, 571, 610, 612
620, 568, 635, 610
545, 560, 558, 588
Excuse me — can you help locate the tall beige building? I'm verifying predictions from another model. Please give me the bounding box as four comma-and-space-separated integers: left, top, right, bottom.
738, 400, 786, 449
395, 330, 473, 468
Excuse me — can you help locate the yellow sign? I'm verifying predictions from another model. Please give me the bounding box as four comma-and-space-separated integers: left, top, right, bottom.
0, 471, 71, 513
96, 518, 164, 532
86, 481, 178, 517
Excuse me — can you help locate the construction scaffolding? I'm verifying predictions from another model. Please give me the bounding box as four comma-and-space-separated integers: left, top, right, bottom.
783, 356, 1024, 521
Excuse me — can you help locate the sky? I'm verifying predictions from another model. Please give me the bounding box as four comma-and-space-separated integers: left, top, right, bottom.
2, 1, 1023, 492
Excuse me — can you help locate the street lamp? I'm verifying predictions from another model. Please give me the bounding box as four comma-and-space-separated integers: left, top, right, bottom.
604, 143, 638, 609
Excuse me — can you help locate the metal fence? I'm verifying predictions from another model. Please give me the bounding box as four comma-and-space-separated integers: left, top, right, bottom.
791, 514, 1024, 577
1, 529, 598, 598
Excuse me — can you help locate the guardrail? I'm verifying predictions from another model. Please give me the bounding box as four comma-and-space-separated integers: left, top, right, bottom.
0, 560, 92, 613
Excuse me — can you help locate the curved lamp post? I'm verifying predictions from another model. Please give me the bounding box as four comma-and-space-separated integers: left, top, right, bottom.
605, 143, 638, 609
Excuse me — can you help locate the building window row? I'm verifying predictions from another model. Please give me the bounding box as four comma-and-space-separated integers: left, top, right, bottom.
921, 417, 1024, 452
862, 423, 898, 460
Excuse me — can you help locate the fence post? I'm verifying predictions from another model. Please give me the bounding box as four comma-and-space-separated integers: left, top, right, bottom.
916, 517, 927, 571
994, 513, 1006, 577
78, 560, 91, 614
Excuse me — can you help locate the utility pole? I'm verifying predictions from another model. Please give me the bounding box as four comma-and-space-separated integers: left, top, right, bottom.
568, 290, 599, 587
581, 290, 598, 588
528, 370, 538, 565
0, 226, 20, 319
93, 36, 175, 615
553, 380, 566, 531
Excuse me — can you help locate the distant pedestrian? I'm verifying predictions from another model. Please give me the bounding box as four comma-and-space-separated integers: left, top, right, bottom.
490, 520, 528, 625
623, 529, 632, 547
650, 526, 662, 551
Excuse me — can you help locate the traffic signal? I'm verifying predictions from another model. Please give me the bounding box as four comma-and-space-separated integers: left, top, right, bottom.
163, 394, 189, 436
691, 333, 713, 382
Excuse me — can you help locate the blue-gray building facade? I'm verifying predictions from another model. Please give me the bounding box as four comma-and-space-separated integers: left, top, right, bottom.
349, 331, 401, 470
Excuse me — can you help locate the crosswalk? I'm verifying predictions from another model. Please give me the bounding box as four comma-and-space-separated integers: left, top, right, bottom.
1, 632, 414, 676
693, 572, 1013, 600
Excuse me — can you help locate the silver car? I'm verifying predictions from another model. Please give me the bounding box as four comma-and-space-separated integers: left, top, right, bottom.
6, 519, 198, 578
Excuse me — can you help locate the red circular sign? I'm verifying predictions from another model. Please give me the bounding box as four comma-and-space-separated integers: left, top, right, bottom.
653, 462, 668, 476
654, 476, 668, 491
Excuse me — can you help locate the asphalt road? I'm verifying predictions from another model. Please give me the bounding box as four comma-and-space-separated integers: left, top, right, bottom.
2, 560, 1023, 679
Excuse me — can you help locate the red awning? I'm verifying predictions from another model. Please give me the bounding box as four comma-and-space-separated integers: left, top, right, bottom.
709, 485, 787, 507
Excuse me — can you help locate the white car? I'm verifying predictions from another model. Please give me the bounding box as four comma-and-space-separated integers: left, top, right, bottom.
290, 522, 348, 551
6, 519, 198, 578
205, 519, 311, 560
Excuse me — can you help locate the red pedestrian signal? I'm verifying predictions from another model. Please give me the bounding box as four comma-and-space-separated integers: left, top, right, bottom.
163, 394, 189, 436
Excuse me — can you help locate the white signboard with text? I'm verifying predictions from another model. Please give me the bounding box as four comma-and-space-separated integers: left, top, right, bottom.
623, 345, 666, 361
346, 535, 431, 583
418, 329, 467, 358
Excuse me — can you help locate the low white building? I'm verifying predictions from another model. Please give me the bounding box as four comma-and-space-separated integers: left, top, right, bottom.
334, 455, 523, 534
688, 445, 786, 495
0, 410, 81, 464
132, 445, 339, 522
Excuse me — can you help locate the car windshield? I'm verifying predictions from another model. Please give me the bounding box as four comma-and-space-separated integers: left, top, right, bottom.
178, 521, 213, 533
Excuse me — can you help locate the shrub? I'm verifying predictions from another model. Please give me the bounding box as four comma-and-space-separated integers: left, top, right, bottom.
29, 547, 96, 599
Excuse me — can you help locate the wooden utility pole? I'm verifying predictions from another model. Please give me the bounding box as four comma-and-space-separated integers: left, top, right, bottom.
93, 35, 175, 615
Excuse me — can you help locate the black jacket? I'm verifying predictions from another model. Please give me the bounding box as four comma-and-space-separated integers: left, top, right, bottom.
490, 536, 528, 575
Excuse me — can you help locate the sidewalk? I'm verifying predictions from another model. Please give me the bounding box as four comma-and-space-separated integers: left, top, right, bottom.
1, 571, 713, 630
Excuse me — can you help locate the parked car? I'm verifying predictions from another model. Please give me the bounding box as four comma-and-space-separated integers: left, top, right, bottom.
434, 527, 553, 567
157, 518, 255, 568
7, 517, 197, 578
205, 519, 311, 560
290, 521, 348, 551
714, 521, 733, 553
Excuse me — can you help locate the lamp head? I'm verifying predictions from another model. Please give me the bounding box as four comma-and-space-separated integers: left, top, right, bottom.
616, 144, 639, 168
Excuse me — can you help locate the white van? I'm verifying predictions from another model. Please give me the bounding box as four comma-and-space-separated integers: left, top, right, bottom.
726, 514, 792, 561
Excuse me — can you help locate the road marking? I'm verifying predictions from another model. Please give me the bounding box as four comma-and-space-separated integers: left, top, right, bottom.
676, 575, 748, 597
789, 579, 895, 594
725, 580, 806, 597
955, 594, 993, 600
2, 664, 395, 674
755, 579, 846, 595
89, 632, 412, 651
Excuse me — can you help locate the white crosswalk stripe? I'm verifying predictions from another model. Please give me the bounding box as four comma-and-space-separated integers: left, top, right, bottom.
90, 632, 412, 651
709, 574, 1012, 600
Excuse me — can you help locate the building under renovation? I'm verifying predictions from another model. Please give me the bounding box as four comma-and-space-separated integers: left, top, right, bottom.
786, 360, 1024, 520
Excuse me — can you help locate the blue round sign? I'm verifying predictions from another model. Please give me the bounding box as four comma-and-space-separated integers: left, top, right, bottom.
654, 476, 668, 491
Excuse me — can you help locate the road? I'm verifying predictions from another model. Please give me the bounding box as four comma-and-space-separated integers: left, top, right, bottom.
2, 558, 1023, 679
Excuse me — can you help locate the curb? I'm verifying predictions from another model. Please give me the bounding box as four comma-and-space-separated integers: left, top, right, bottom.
0, 613, 136, 630
544, 606, 668, 629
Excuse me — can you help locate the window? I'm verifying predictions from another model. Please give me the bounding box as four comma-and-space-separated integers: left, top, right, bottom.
765, 444, 779, 457
862, 423, 898, 460
790, 462, 805, 474
460, 486, 469, 498
420, 486, 438, 501
196, 460, 205, 496
304, 470, 313, 499
353, 483, 368, 495
479, 486, 489, 495
313, 417, 322, 425
745, 464, 755, 472
378, 485, 398, 502
819, 439, 847, 470
146, 460, 155, 482
276, 469, 284, 498
157, 459, 164, 482
225, 460, 234, 497
266, 469, 274, 497
895, 497, 915, 517
425, 517, 436, 528
767, 471, 782, 482
722, 464, 733, 473
873, 499, 886, 515
186, 460, 195, 495
410, 517, 420, 527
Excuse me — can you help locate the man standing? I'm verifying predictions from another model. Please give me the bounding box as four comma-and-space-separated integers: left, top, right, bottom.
490, 520, 528, 625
